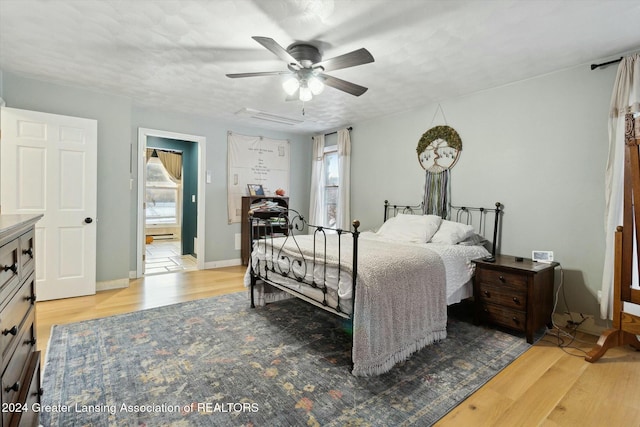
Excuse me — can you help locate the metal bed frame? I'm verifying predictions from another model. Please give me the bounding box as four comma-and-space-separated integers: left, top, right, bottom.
249, 200, 503, 316
248, 208, 360, 318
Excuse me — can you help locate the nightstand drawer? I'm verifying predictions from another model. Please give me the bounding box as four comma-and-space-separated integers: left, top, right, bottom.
479, 303, 526, 332
477, 268, 527, 288
477, 282, 527, 310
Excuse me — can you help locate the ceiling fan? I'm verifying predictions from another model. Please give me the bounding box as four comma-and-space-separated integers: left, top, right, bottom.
226, 36, 374, 101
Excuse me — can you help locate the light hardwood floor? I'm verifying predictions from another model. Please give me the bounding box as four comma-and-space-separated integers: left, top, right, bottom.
36, 267, 640, 427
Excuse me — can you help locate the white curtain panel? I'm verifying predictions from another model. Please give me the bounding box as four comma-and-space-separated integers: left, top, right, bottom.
601, 53, 640, 319
309, 134, 325, 228
337, 128, 352, 230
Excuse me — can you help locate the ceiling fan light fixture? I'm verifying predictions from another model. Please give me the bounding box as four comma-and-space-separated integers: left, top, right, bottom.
230, 37, 373, 101
308, 76, 324, 95
299, 85, 313, 102
282, 76, 300, 95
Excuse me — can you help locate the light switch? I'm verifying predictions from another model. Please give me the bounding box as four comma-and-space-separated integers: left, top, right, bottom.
192, 195, 196, 203
206, 170, 212, 184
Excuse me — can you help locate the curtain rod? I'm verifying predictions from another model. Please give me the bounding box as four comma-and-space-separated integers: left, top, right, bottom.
591, 57, 623, 70
148, 147, 183, 155
323, 126, 353, 137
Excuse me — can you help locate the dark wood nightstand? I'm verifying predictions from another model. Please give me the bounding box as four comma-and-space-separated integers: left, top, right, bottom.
472, 255, 559, 343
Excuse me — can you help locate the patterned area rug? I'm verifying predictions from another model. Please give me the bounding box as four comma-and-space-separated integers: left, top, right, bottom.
42, 292, 532, 426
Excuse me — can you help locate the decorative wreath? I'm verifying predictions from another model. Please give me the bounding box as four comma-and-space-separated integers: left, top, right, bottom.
416, 125, 462, 155
416, 125, 463, 171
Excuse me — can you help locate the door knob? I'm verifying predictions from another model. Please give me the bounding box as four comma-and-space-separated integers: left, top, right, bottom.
84, 217, 93, 224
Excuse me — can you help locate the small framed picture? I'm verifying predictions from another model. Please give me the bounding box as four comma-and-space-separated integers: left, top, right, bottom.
247, 184, 264, 196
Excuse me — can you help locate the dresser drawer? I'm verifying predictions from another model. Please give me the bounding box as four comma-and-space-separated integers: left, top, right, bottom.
0, 276, 36, 370
476, 282, 527, 310
478, 302, 526, 332
8, 351, 41, 427
18, 230, 35, 283
477, 268, 527, 288
0, 239, 20, 305
1, 313, 36, 427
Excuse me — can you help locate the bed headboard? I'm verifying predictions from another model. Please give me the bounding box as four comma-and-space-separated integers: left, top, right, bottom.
383, 200, 503, 256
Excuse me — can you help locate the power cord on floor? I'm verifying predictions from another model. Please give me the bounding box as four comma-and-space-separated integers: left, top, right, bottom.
543, 263, 592, 357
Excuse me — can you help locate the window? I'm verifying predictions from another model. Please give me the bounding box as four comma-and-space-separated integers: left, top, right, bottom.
323, 148, 339, 228
146, 157, 180, 225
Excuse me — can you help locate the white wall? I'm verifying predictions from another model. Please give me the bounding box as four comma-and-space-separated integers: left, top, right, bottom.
351, 64, 618, 324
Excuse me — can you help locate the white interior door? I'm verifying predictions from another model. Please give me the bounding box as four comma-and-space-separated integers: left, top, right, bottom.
1, 107, 97, 301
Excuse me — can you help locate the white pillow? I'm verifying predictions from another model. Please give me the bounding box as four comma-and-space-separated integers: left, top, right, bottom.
422, 215, 443, 242
377, 214, 442, 243
430, 220, 475, 245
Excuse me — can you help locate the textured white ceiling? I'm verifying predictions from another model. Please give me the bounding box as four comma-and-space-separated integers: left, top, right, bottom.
1, 0, 639, 133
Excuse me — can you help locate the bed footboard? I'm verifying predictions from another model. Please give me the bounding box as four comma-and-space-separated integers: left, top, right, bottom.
248, 208, 360, 319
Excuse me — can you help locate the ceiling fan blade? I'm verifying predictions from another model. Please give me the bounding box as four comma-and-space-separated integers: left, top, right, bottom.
252, 36, 301, 67
314, 48, 374, 72
321, 74, 368, 96
226, 71, 291, 78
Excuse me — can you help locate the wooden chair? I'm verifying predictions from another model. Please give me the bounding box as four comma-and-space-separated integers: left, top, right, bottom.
586, 113, 640, 362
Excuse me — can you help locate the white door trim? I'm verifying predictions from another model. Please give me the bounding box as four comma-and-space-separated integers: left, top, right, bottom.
136, 127, 206, 277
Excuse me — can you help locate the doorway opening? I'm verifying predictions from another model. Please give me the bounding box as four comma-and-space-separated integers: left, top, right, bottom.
137, 128, 206, 278
144, 147, 197, 274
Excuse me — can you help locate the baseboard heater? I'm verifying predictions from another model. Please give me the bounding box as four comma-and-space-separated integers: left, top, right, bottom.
148, 233, 175, 240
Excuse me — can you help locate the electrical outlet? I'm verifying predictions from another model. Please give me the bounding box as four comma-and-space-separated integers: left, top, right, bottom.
235, 233, 241, 250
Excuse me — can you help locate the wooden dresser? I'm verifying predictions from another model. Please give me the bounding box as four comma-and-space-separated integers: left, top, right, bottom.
0, 215, 42, 427
472, 255, 559, 343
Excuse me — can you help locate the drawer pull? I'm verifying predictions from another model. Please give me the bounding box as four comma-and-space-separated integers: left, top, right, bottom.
4, 382, 19, 393
25, 294, 36, 304
2, 325, 18, 336
22, 247, 33, 258
483, 290, 490, 297
499, 275, 506, 282
513, 297, 520, 304
512, 317, 519, 323
2, 263, 17, 274
24, 337, 36, 346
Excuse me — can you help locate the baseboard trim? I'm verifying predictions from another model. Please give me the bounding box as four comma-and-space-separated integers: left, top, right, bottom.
126, 260, 242, 281
204, 258, 242, 269
97, 278, 129, 291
